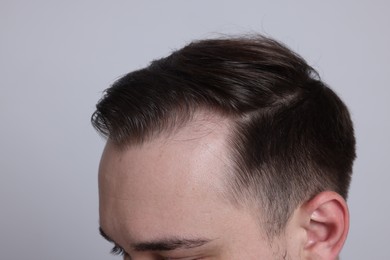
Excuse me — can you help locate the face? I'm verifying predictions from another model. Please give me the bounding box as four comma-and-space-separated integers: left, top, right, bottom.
99, 117, 302, 259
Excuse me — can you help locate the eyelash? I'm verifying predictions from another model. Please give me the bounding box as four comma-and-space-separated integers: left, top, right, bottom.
111, 245, 127, 256
110, 246, 203, 260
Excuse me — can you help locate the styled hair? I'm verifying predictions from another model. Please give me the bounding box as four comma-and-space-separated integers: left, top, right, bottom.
92, 35, 356, 236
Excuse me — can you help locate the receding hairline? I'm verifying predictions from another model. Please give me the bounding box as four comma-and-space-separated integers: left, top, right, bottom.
103, 108, 275, 224
105, 105, 238, 148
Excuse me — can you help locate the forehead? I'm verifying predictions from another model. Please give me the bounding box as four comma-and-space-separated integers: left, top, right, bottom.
98, 115, 235, 239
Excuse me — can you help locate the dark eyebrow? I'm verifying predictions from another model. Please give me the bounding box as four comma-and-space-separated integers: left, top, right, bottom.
99, 227, 211, 252
132, 238, 211, 252
99, 227, 114, 242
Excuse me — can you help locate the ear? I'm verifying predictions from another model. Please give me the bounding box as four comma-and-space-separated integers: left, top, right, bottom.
302, 191, 349, 260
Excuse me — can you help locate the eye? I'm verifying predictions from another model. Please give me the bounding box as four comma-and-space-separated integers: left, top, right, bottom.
110, 245, 128, 257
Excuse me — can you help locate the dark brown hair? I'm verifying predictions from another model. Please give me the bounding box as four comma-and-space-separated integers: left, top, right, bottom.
92, 35, 356, 236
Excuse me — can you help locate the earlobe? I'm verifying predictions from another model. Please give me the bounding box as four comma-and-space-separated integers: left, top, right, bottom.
302, 191, 349, 260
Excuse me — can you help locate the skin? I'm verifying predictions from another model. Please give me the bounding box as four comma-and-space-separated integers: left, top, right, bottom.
98, 114, 348, 260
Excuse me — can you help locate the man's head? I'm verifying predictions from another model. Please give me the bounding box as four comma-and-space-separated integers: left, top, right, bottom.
93, 36, 356, 259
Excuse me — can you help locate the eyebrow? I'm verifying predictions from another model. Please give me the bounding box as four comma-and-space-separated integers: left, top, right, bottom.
99, 227, 212, 252
99, 227, 114, 242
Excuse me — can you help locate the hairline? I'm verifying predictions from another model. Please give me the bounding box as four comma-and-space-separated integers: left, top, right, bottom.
105, 107, 291, 238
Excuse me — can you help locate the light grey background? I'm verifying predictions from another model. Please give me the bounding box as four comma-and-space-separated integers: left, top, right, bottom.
1, 1, 389, 259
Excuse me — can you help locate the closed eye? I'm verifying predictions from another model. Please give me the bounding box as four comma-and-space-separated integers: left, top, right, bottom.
111, 244, 126, 256
99, 227, 129, 257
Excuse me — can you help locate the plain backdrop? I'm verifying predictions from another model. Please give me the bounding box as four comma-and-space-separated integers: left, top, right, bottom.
1, 1, 389, 259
